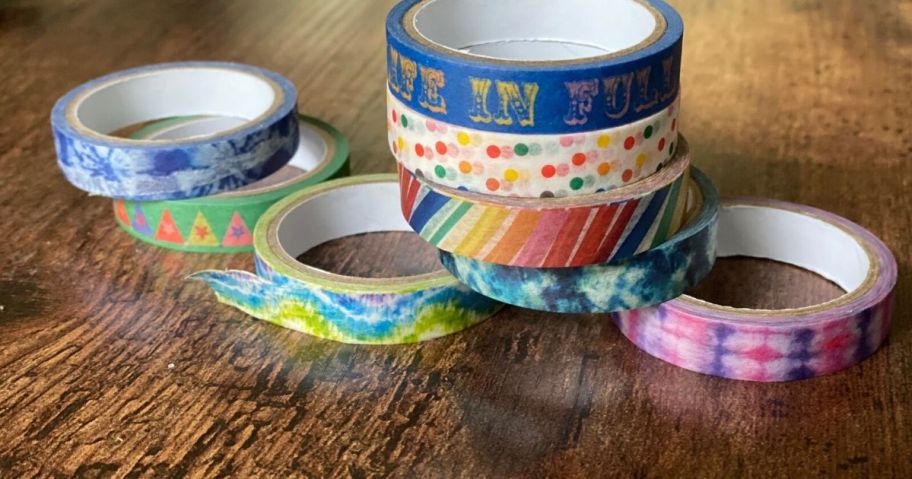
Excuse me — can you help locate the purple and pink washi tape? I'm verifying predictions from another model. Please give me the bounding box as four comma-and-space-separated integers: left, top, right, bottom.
613, 197, 896, 382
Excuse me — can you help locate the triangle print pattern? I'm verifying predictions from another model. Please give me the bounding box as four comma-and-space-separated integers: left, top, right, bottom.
154, 209, 184, 244
186, 211, 219, 246
114, 200, 130, 225
131, 203, 153, 236
222, 211, 253, 247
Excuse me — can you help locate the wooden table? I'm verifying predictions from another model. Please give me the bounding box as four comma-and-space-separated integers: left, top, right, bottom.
1, 1, 909, 477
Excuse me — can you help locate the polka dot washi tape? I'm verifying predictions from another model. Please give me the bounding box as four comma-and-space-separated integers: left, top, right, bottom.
388, 88, 679, 197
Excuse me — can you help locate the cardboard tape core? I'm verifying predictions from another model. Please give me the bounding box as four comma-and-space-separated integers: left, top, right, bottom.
73, 67, 279, 138
411, 0, 659, 61
716, 205, 869, 295
276, 182, 409, 259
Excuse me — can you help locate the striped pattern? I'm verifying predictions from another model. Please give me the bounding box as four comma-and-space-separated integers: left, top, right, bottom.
398, 166, 690, 268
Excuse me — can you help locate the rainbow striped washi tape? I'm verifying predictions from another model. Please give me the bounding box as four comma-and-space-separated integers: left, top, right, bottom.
613, 198, 897, 381
399, 137, 692, 268
439, 167, 717, 313
192, 174, 502, 344
52, 62, 300, 200
386, 0, 683, 134
388, 88, 680, 197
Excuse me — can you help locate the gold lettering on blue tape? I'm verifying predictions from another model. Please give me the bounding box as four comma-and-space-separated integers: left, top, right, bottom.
468, 77, 493, 124
469, 79, 538, 127
493, 81, 538, 127
563, 79, 599, 126
388, 46, 417, 101
418, 66, 447, 114
388, 47, 400, 94
603, 73, 634, 119
634, 66, 658, 112
659, 55, 678, 102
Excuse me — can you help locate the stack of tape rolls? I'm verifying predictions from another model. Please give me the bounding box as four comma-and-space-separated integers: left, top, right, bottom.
51, 62, 350, 253
383, 0, 897, 380
385, 0, 694, 303
386, 0, 682, 197
51, 61, 500, 344
52, 5, 898, 377
114, 115, 350, 252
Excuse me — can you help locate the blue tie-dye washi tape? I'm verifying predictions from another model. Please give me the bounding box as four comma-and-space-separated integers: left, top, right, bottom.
386, 0, 683, 134
191, 174, 503, 344
51, 61, 300, 200
439, 168, 719, 313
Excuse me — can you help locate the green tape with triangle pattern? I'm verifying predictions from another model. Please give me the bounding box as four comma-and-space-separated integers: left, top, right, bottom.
113, 115, 350, 253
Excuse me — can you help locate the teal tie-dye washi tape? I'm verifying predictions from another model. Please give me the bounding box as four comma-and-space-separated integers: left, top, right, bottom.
438, 167, 718, 313
192, 174, 502, 344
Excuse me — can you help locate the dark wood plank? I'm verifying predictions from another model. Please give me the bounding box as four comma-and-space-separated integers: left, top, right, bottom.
0, 0, 909, 477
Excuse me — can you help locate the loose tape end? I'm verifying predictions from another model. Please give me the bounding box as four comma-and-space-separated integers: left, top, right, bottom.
188, 270, 276, 320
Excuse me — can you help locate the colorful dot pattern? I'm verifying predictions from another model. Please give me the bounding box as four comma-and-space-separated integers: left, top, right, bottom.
387, 90, 679, 198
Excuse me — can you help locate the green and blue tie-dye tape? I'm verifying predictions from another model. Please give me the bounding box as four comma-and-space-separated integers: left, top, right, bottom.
192, 174, 502, 344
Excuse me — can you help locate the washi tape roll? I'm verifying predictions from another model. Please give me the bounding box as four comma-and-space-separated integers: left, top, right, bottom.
52, 61, 299, 200
399, 137, 691, 268
386, 0, 682, 134
439, 168, 716, 313
388, 89, 679, 197
113, 115, 349, 253
613, 198, 897, 381
192, 174, 503, 344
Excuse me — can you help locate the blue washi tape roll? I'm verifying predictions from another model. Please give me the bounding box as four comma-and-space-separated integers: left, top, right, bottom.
52, 61, 300, 200
386, 0, 683, 134
192, 174, 502, 344
438, 167, 718, 313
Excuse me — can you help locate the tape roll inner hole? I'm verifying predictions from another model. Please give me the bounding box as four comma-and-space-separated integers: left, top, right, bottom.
277, 182, 440, 278
74, 67, 278, 138
141, 116, 324, 192
412, 0, 658, 61
706, 205, 870, 308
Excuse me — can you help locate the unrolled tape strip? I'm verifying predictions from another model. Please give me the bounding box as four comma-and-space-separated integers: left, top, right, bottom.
613, 198, 897, 381
399, 137, 691, 268
439, 168, 716, 313
52, 61, 300, 200
386, 0, 682, 133
113, 115, 350, 253
192, 174, 503, 344
388, 88, 679, 197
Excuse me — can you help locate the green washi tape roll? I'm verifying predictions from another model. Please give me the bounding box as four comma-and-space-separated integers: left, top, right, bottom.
113, 115, 350, 252
191, 174, 503, 344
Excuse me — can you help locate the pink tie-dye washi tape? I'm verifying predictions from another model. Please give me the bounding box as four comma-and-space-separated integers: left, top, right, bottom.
613, 197, 896, 382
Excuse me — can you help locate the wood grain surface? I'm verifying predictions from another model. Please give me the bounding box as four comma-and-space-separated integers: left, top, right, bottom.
0, 0, 910, 477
